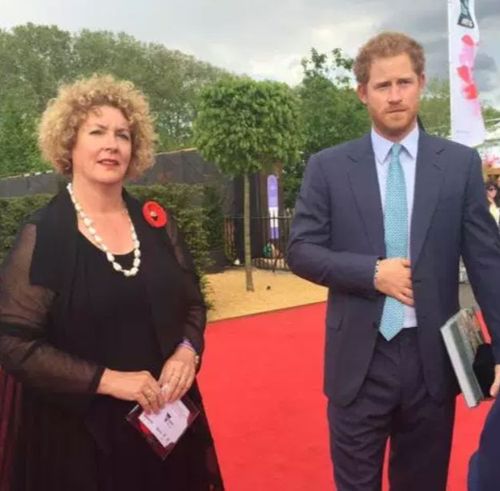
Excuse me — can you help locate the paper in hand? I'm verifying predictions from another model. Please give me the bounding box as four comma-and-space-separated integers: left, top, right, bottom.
126, 396, 199, 459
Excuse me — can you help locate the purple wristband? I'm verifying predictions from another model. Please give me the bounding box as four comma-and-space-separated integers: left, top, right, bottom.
179, 338, 200, 366
180, 338, 196, 353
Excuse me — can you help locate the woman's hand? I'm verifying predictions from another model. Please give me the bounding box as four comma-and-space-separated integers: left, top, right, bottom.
159, 346, 197, 403
98, 368, 163, 413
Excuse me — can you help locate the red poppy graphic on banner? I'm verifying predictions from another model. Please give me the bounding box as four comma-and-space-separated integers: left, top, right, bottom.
448, 0, 485, 146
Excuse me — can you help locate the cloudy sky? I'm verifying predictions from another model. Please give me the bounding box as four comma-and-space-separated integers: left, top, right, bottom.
1, 0, 499, 108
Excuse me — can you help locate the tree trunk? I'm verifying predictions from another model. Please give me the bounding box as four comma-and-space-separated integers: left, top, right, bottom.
243, 173, 254, 291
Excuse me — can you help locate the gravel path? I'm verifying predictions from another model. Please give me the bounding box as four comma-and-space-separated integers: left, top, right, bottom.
206, 268, 326, 321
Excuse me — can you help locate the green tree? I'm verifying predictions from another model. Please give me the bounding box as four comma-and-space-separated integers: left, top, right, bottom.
71, 30, 224, 149
194, 77, 302, 290
0, 24, 73, 177
0, 23, 227, 178
483, 105, 500, 128
420, 77, 500, 136
0, 24, 74, 111
0, 89, 45, 175
284, 48, 370, 208
298, 48, 369, 158
419, 78, 451, 136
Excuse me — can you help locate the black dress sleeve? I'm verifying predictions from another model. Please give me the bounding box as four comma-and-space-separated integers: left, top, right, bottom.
0, 223, 104, 394
164, 216, 207, 358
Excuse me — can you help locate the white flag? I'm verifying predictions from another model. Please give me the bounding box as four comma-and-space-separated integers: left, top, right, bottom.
448, 0, 486, 147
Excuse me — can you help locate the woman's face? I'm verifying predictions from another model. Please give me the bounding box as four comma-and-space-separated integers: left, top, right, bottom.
487, 186, 497, 200
71, 105, 132, 186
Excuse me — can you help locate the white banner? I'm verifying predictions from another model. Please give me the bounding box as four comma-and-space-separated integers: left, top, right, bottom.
448, 0, 486, 147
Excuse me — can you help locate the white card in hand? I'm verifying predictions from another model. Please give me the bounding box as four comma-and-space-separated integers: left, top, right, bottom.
138, 400, 191, 448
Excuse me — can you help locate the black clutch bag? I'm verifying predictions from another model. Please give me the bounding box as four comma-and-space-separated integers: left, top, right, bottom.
473, 343, 495, 398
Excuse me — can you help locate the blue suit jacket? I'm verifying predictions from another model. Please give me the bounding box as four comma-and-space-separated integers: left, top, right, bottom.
288, 131, 500, 406
469, 397, 500, 491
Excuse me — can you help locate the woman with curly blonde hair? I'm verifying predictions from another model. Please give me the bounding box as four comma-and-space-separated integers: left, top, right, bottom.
0, 75, 224, 491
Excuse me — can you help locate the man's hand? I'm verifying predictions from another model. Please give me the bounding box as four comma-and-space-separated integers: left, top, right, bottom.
489, 364, 500, 397
374, 258, 414, 306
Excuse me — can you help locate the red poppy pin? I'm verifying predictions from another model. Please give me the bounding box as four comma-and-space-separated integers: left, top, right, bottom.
142, 201, 168, 228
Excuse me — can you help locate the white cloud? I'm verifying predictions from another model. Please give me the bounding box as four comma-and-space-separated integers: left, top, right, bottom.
247, 54, 303, 85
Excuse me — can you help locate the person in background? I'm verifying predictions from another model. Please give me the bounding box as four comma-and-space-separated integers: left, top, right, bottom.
485, 182, 500, 225
0, 74, 223, 491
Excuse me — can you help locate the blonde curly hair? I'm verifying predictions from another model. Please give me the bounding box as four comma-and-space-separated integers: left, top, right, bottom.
38, 74, 156, 178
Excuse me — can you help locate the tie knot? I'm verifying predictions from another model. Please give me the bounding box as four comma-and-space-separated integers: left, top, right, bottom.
391, 143, 402, 159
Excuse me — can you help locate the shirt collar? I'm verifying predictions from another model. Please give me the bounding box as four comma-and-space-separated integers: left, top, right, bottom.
371, 124, 419, 164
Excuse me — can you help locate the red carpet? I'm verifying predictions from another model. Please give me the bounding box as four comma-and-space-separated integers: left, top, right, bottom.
198, 303, 492, 491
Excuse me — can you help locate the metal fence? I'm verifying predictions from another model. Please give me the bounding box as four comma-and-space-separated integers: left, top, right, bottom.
224, 213, 293, 271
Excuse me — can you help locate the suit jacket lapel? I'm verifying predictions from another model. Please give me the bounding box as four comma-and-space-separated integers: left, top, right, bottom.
347, 134, 386, 257
410, 132, 445, 267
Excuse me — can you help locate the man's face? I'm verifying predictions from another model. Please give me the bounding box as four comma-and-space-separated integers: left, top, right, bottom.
357, 53, 425, 141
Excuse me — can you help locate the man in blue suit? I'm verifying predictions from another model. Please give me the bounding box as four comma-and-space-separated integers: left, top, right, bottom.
288, 31, 500, 491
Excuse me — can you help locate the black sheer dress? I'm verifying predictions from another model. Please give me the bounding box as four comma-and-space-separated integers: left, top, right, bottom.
0, 190, 224, 491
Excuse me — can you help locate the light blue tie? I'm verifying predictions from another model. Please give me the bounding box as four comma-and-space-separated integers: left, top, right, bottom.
379, 143, 407, 341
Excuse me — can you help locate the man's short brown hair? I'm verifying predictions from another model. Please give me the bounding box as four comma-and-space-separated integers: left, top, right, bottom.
353, 32, 425, 84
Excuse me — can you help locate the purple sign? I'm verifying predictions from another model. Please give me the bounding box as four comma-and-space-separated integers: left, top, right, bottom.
267, 175, 279, 240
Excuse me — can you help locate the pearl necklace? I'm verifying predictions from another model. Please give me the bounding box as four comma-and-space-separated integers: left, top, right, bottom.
66, 183, 141, 277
